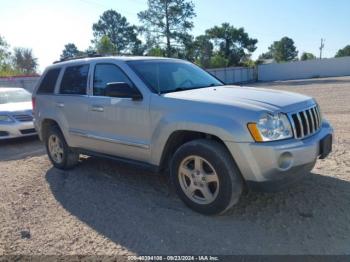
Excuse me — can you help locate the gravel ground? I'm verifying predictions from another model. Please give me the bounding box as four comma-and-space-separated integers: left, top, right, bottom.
1, 77, 349, 256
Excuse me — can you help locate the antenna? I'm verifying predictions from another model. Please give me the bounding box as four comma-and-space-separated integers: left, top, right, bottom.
319, 38, 325, 59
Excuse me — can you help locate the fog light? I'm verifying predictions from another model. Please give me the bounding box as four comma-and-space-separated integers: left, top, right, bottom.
278, 152, 293, 170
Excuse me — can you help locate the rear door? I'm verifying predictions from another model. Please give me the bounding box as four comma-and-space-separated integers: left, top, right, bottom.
34, 67, 62, 136
54, 64, 92, 148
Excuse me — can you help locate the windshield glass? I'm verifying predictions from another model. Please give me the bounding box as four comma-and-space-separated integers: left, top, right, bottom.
128, 60, 223, 94
0, 89, 31, 104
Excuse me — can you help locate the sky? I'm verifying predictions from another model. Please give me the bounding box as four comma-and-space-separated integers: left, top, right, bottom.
0, 0, 349, 72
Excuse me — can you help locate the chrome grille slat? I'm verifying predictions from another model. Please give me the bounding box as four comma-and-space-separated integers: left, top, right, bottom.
315, 108, 321, 128
296, 113, 304, 137
12, 114, 33, 122
310, 108, 316, 132
316, 106, 321, 128
302, 111, 310, 135
289, 114, 297, 138
306, 109, 314, 133
289, 105, 321, 139
316, 107, 321, 128
312, 107, 319, 129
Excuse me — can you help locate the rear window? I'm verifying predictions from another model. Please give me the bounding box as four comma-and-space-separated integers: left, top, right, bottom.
37, 68, 61, 94
60, 64, 89, 95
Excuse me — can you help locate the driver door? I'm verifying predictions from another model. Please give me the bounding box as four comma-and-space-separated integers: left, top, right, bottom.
85, 62, 151, 162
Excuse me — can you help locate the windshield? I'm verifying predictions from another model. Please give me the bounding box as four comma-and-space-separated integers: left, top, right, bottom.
0, 89, 32, 104
127, 60, 223, 94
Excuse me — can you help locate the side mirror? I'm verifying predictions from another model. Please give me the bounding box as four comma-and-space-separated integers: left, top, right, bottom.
105, 82, 142, 100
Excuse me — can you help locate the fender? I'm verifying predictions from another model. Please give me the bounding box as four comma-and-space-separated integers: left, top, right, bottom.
149, 112, 253, 166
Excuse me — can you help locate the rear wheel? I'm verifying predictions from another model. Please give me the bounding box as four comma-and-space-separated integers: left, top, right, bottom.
45, 126, 79, 169
171, 139, 243, 215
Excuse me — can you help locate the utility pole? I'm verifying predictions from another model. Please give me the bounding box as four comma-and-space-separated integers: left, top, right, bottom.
319, 38, 325, 59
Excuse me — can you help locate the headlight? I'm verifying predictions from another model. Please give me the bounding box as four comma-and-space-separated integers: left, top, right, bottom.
0, 115, 14, 123
248, 113, 293, 142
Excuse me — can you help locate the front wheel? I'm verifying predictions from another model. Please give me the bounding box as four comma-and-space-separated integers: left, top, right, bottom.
171, 139, 243, 215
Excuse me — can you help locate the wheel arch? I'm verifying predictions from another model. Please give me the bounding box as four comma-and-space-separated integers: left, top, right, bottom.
40, 118, 63, 141
158, 130, 234, 173
150, 111, 252, 168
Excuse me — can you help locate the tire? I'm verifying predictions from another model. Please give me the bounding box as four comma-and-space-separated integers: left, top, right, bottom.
170, 139, 243, 215
45, 125, 79, 170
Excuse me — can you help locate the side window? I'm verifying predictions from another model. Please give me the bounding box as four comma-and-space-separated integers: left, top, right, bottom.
37, 68, 61, 94
60, 64, 89, 95
93, 64, 133, 96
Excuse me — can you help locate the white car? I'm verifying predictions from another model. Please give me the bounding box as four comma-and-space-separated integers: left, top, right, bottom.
0, 87, 37, 139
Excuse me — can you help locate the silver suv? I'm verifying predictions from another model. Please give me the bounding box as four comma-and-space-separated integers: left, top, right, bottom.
33, 56, 333, 215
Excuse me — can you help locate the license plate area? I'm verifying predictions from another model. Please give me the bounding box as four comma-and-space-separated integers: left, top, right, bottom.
319, 134, 332, 159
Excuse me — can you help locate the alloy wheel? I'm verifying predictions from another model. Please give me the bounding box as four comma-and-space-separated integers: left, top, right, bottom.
178, 155, 220, 205
48, 134, 64, 164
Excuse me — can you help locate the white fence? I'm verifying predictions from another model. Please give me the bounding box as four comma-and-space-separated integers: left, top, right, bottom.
0, 68, 255, 92
0, 76, 40, 92
207, 67, 256, 84
258, 56, 350, 82
1, 57, 350, 91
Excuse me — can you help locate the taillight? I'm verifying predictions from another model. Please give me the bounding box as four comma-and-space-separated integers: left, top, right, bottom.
32, 97, 36, 110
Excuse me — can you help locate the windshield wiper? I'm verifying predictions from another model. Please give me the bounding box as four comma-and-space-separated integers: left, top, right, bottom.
162, 87, 190, 94
162, 83, 224, 94
174, 87, 186, 92
190, 83, 223, 89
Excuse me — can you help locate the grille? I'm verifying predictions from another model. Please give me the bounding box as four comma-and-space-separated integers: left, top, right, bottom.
0, 131, 9, 137
20, 128, 36, 135
290, 105, 321, 139
12, 114, 33, 122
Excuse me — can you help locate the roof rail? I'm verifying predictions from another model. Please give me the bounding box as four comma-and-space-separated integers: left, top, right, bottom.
53, 53, 106, 64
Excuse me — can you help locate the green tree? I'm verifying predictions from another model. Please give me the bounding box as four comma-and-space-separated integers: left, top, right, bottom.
131, 39, 147, 56
92, 10, 141, 54
0, 35, 11, 69
268, 37, 298, 62
258, 52, 273, 60
147, 46, 165, 57
12, 48, 38, 75
60, 43, 81, 60
335, 45, 350, 58
193, 35, 213, 68
83, 46, 97, 56
138, 0, 196, 57
241, 58, 256, 68
206, 23, 257, 66
177, 34, 196, 61
300, 52, 316, 61
95, 35, 117, 55
208, 54, 228, 68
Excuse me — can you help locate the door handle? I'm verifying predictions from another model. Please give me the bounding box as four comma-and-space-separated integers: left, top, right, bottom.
56, 103, 64, 108
91, 105, 104, 112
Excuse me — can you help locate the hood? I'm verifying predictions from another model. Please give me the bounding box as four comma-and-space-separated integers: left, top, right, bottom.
163, 85, 315, 112
0, 101, 33, 113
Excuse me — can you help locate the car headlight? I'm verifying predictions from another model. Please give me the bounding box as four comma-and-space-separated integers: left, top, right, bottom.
0, 115, 14, 123
248, 113, 293, 142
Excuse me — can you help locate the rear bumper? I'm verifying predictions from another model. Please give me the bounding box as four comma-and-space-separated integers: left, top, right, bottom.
0, 121, 37, 140
225, 120, 333, 192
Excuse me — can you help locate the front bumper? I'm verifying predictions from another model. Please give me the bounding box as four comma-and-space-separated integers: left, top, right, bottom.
0, 121, 37, 140
225, 120, 333, 192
